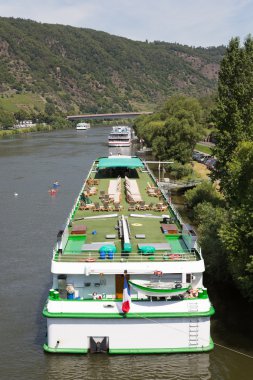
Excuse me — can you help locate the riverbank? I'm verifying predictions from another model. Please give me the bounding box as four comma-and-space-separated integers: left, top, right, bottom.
192, 161, 210, 179
171, 192, 253, 344
171, 183, 253, 343
0, 118, 135, 139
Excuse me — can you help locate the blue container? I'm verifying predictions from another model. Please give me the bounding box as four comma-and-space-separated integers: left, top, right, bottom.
92, 230, 97, 235
67, 293, 74, 299
108, 251, 114, 260
100, 251, 106, 260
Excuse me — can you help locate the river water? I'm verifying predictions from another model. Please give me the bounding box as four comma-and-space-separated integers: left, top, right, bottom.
0, 128, 252, 380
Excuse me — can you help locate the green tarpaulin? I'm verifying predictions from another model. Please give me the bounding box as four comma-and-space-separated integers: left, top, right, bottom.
98, 157, 144, 169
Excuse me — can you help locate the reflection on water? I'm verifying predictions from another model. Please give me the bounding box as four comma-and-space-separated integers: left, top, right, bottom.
0, 128, 253, 380
109, 145, 135, 157
45, 353, 211, 380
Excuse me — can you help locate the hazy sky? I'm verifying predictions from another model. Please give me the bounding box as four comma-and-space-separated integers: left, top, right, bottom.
0, 0, 252, 47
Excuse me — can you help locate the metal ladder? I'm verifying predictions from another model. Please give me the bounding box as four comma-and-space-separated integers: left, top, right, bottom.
188, 302, 199, 346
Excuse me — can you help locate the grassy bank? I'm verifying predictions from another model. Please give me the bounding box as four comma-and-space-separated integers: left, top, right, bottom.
0, 123, 69, 139
195, 143, 213, 155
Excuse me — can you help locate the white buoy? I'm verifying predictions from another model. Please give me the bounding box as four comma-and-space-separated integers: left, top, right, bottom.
14, 193, 18, 197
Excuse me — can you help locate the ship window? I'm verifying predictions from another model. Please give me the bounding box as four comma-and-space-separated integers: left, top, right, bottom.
186, 273, 191, 283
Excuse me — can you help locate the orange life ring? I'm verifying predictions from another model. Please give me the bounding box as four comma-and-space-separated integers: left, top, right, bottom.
169, 254, 180, 260
154, 270, 163, 276
85, 257, 96, 262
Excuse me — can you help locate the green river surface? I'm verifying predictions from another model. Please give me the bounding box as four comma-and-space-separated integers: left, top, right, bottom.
0, 127, 252, 380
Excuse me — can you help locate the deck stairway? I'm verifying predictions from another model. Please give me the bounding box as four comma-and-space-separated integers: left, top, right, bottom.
188, 302, 199, 347
188, 321, 199, 347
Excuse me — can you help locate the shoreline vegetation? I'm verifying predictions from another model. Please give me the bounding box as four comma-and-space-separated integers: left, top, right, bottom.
0, 118, 135, 139
0, 123, 70, 138
133, 43, 253, 326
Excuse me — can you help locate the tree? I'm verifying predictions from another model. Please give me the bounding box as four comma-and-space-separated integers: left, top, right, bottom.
211, 37, 253, 301
134, 114, 164, 146
213, 36, 253, 189
223, 141, 253, 205
219, 142, 253, 300
152, 135, 167, 159
134, 95, 205, 163
194, 202, 229, 283
184, 182, 229, 283
14, 110, 30, 122
45, 102, 55, 116
0, 110, 15, 129
185, 181, 224, 210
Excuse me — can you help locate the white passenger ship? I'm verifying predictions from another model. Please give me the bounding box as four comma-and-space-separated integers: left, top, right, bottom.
76, 122, 90, 130
108, 126, 131, 147
43, 155, 214, 354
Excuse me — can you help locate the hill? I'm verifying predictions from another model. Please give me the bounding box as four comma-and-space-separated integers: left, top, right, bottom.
0, 17, 225, 114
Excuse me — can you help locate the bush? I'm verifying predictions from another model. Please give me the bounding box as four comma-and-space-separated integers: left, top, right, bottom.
185, 181, 224, 209
194, 202, 230, 282
166, 161, 193, 180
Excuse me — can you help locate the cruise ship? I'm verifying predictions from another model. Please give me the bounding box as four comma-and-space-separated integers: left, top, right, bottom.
108, 126, 131, 147
43, 155, 214, 354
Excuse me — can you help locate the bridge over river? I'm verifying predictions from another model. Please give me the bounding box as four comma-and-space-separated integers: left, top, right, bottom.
67, 111, 152, 121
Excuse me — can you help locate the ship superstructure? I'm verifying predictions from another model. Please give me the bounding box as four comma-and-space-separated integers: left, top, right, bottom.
108, 126, 131, 147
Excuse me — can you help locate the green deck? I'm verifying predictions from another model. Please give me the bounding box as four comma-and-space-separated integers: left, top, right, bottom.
64, 236, 87, 254
54, 159, 199, 263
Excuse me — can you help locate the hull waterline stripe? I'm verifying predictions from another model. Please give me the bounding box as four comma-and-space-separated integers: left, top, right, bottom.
109, 339, 214, 354
43, 344, 88, 354
43, 339, 214, 354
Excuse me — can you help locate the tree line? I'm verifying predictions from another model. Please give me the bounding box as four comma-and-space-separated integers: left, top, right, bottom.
134, 36, 253, 302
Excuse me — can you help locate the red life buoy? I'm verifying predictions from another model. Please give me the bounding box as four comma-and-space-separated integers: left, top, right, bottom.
85, 257, 96, 262
154, 270, 163, 276
169, 254, 180, 260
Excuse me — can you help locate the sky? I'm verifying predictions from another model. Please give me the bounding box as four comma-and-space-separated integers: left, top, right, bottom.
0, 0, 252, 47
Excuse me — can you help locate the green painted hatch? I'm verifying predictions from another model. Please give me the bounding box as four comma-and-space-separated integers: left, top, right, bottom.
165, 235, 188, 253
64, 236, 86, 253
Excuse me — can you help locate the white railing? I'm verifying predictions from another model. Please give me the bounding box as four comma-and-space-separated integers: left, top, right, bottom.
144, 161, 199, 255
53, 250, 198, 263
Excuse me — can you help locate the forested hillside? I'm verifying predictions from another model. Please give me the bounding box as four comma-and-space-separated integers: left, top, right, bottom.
0, 17, 225, 114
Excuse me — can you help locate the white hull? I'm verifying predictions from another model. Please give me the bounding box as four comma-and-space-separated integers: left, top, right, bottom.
108, 141, 131, 147
44, 297, 214, 353
76, 127, 90, 130
76, 122, 90, 130
45, 316, 212, 353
